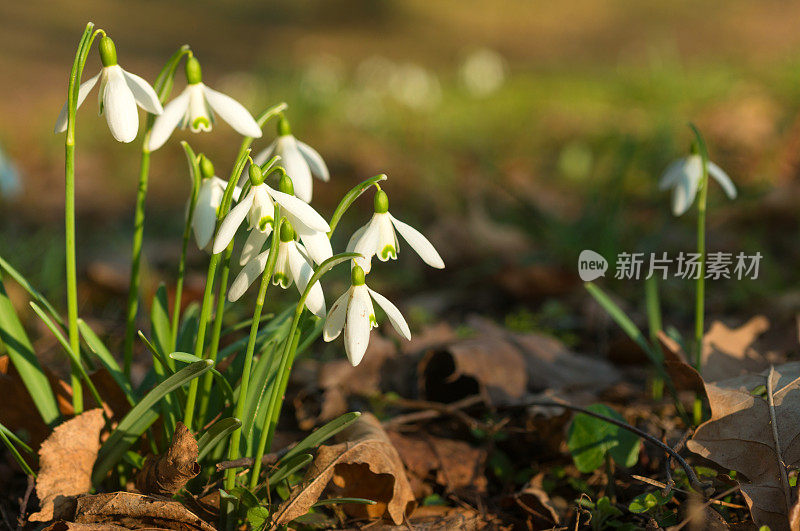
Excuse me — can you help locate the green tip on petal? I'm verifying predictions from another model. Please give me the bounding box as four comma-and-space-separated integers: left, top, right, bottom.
374, 190, 389, 214
198, 154, 215, 180
351, 264, 366, 286
249, 163, 264, 186
185, 55, 202, 84
277, 116, 292, 136
280, 220, 295, 242
279, 174, 294, 195
99, 36, 117, 67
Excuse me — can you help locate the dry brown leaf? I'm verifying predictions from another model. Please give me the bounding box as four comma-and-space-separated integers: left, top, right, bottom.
73, 492, 214, 530
658, 331, 705, 395
134, 422, 199, 496
687, 362, 800, 530
515, 474, 560, 528
702, 316, 770, 381
30, 409, 105, 522
274, 413, 416, 526
43, 522, 131, 530
361, 504, 492, 530
388, 432, 487, 496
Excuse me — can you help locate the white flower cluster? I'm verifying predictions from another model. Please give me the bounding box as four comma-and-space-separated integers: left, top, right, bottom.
55, 35, 445, 368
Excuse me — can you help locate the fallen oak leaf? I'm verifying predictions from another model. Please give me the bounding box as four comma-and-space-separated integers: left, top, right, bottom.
657, 331, 705, 395
134, 422, 199, 496
274, 413, 416, 526
687, 362, 800, 530
30, 409, 105, 522
72, 492, 214, 531
702, 316, 770, 381
44, 522, 130, 530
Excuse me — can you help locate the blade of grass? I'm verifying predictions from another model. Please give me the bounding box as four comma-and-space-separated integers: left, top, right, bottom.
0, 428, 35, 477
78, 319, 135, 405
92, 359, 213, 484
197, 417, 242, 460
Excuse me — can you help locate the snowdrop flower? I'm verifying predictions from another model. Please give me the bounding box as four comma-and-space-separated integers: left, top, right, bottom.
347, 190, 444, 273
55, 36, 163, 143
659, 148, 737, 216
228, 221, 326, 318
323, 264, 410, 366
213, 166, 330, 260
191, 155, 241, 250
253, 117, 329, 203
147, 56, 262, 151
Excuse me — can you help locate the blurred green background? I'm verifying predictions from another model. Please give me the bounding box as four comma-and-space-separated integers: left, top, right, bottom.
2, 0, 800, 352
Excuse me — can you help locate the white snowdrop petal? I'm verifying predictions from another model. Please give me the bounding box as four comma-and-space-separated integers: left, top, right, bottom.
368, 287, 411, 340
297, 229, 333, 266
123, 69, 163, 115
707, 161, 737, 200
103, 66, 139, 143
288, 243, 325, 318
277, 136, 314, 202
323, 290, 350, 341
213, 190, 255, 254
389, 214, 444, 269
658, 158, 687, 191
228, 249, 270, 302
193, 180, 224, 249
252, 141, 277, 166
147, 88, 191, 151
239, 227, 270, 266
296, 140, 330, 182
344, 286, 372, 366
352, 219, 380, 273
266, 187, 330, 232
55, 71, 101, 133
201, 84, 262, 138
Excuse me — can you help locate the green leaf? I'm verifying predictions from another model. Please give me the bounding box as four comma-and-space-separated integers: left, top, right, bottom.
176, 302, 200, 354
30, 302, 104, 410
0, 427, 35, 477
0, 422, 31, 454
585, 283, 656, 361
328, 174, 388, 237
279, 412, 361, 466
0, 276, 59, 425
246, 505, 270, 530
197, 417, 242, 460
628, 491, 671, 514
151, 285, 174, 372
78, 319, 134, 404
169, 351, 234, 407
567, 404, 640, 473
92, 360, 213, 484
312, 497, 377, 507
0, 255, 62, 326
268, 453, 312, 485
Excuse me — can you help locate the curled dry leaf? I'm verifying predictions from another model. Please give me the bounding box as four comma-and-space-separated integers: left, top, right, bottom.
687, 362, 800, 530
702, 316, 770, 381
30, 409, 105, 522
515, 474, 560, 529
657, 331, 705, 395
387, 431, 487, 497
134, 422, 200, 496
274, 413, 416, 526
72, 492, 214, 531
44, 522, 129, 530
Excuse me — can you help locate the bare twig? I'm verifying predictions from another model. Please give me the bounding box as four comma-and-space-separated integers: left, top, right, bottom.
216, 450, 282, 472
631, 476, 744, 510
767, 365, 792, 511
17, 475, 34, 528
516, 397, 713, 495
382, 395, 484, 429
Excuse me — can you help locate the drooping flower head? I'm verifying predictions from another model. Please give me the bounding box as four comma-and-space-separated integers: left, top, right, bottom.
659, 143, 737, 216
253, 117, 329, 203
55, 36, 163, 143
228, 220, 326, 318
212, 164, 330, 260
323, 264, 410, 366
347, 189, 444, 273
191, 154, 240, 251
147, 55, 262, 151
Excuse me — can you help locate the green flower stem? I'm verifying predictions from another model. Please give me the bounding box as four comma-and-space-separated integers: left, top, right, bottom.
171, 142, 202, 350
196, 244, 233, 426
183, 156, 248, 430
122, 45, 192, 378
248, 252, 358, 489
690, 123, 710, 426
225, 216, 283, 492
64, 23, 104, 413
